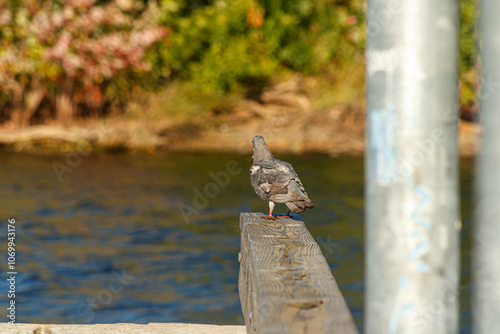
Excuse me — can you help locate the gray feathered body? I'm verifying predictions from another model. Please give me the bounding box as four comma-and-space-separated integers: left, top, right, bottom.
250, 136, 315, 214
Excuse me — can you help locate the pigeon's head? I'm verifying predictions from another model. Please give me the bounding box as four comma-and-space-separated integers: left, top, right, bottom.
252, 135, 274, 162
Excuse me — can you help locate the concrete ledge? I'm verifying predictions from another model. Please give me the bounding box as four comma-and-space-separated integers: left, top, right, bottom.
0, 323, 246, 334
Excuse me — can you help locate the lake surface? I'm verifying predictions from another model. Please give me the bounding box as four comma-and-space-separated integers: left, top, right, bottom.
0, 151, 472, 332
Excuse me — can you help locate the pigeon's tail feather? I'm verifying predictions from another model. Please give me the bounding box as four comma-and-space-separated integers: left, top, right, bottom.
283, 179, 315, 214
286, 199, 315, 214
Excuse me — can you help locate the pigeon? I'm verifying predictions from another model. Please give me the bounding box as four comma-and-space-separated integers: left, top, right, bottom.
250, 135, 315, 219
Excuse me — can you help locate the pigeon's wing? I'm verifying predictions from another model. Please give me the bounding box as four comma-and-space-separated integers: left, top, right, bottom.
271, 179, 308, 203
267, 160, 314, 211
251, 159, 308, 203
250, 162, 290, 201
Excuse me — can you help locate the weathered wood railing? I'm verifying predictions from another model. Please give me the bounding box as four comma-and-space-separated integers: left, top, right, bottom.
238, 212, 358, 334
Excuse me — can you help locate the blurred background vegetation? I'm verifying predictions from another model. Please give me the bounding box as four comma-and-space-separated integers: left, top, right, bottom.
0, 0, 476, 130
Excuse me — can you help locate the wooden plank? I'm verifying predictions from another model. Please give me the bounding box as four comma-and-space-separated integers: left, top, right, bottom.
0, 323, 246, 334
238, 212, 358, 334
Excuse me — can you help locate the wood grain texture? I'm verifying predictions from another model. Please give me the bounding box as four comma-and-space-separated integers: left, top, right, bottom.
239, 212, 358, 334
0, 323, 246, 334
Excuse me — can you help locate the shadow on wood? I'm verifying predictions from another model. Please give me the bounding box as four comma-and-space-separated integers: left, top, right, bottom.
238, 212, 358, 334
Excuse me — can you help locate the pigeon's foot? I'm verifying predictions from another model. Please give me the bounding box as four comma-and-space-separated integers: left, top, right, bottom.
276, 210, 291, 219
261, 214, 277, 220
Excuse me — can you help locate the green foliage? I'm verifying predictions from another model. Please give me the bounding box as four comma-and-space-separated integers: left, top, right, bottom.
157, 0, 364, 96
460, 0, 476, 72
459, 0, 477, 107
154, 0, 476, 108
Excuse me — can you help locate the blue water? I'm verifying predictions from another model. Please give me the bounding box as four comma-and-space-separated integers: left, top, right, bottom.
0, 152, 472, 332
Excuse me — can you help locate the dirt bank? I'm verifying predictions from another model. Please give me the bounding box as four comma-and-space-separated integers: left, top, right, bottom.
0, 110, 479, 157
0, 77, 479, 156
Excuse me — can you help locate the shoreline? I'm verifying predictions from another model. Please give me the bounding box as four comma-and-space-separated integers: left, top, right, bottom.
0, 75, 479, 157
0, 117, 479, 157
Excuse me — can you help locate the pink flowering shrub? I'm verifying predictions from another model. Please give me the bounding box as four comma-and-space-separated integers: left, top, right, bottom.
0, 0, 167, 126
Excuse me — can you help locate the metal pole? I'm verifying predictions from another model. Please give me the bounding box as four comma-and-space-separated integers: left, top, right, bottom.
474, 0, 500, 332
365, 0, 460, 333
